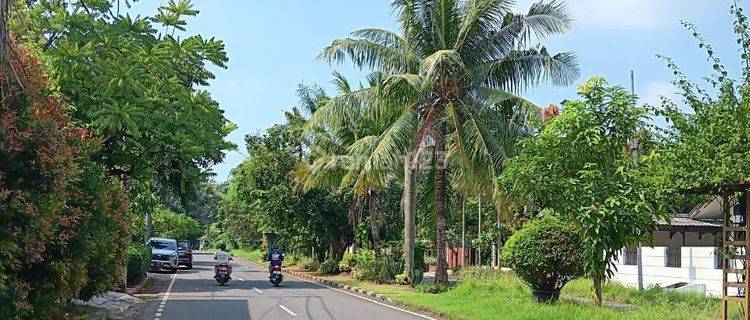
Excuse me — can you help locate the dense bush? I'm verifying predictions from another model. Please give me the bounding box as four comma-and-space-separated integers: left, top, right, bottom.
413, 244, 427, 272
127, 244, 152, 283
297, 256, 320, 271
352, 249, 404, 283
152, 208, 203, 242
0, 47, 130, 319
338, 252, 355, 272
319, 259, 340, 275
501, 215, 584, 302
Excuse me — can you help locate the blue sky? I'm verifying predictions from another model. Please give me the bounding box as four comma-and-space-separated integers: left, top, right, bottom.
133, 1, 742, 182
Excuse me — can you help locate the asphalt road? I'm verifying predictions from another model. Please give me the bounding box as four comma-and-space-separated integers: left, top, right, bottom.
138, 252, 434, 320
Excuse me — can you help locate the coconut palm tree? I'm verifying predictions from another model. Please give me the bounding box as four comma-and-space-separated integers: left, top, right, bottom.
319, 0, 578, 283
297, 72, 417, 252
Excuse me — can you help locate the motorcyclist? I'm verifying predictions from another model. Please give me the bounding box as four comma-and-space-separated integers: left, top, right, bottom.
267, 245, 284, 275
214, 244, 231, 279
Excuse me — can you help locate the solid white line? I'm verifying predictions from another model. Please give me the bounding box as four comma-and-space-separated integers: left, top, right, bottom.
278, 304, 298, 317
288, 274, 436, 320
253, 287, 263, 294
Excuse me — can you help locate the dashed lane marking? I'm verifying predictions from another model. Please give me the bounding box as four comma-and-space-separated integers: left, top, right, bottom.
278, 304, 298, 317
153, 271, 177, 320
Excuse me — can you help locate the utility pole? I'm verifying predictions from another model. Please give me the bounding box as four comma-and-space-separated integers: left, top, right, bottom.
631, 70, 644, 291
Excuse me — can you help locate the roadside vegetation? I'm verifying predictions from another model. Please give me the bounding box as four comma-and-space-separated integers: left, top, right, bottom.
4, 0, 750, 319
2, 1, 230, 318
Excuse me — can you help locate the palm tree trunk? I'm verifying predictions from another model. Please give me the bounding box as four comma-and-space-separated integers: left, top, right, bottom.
434, 122, 449, 284
477, 195, 482, 266
461, 194, 466, 268
492, 210, 499, 268
403, 152, 416, 281
368, 190, 381, 251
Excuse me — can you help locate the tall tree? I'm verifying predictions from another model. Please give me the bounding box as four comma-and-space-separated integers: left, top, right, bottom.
298, 72, 413, 251
499, 78, 668, 306
319, 0, 578, 283
17, 0, 236, 239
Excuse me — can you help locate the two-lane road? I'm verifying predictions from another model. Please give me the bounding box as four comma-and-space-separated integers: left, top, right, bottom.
138, 253, 434, 320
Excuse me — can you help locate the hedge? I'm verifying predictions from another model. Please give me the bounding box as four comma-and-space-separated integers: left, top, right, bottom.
127, 244, 152, 283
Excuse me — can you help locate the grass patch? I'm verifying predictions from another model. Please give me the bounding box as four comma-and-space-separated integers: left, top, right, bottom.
230, 249, 264, 263
310, 267, 738, 320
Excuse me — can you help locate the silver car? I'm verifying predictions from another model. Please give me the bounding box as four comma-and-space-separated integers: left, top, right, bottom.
148, 237, 179, 273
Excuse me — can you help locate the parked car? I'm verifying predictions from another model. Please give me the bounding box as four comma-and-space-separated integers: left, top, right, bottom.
148, 237, 178, 273
177, 240, 193, 269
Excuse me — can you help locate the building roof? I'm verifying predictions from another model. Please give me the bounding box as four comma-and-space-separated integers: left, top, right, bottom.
657, 214, 722, 233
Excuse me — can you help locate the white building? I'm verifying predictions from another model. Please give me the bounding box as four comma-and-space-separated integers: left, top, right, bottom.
611, 197, 730, 297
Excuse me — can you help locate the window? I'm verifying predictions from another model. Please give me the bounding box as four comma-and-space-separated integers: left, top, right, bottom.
623, 246, 638, 266
666, 247, 681, 268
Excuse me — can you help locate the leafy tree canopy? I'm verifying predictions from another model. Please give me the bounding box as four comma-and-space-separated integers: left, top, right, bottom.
499, 78, 669, 305
16, 0, 236, 202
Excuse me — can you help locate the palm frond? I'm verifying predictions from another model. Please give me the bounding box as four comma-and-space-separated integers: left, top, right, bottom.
319, 37, 413, 74
481, 48, 579, 93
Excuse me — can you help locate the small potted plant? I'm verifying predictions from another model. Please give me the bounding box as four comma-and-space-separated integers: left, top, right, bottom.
501, 214, 584, 302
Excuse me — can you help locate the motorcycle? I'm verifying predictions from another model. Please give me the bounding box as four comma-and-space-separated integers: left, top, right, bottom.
269, 263, 283, 287
215, 264, 232, 286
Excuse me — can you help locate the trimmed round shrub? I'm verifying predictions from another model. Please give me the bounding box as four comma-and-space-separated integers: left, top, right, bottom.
127, 244, 152, 283
501, 215, 584, 302
319, 259, 340, 275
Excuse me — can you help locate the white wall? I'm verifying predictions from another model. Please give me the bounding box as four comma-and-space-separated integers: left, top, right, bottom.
611, 231, 725, 297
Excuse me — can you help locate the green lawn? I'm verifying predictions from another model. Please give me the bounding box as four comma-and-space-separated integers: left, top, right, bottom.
307, 268, 738, 320
230, 249, 264, 262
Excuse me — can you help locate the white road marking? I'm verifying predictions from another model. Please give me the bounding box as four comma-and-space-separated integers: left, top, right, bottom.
154, 271, 177, 320
253, 287, 263, 294
238, 277, 245, 281
288, 273, 436, 320
278, 304, 298, 317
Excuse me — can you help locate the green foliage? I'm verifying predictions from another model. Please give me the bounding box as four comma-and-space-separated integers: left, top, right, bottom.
230, 249, 264, 263
339, 252, 355, 273
316, 0, 579, 285
152, 208, 203, 242
501, 215, 584, 294
319, 259, 341, 275
352, 249, 404, 283
19, 0, 236, 204
297, 256, 320, 272
127, 244, 152, 283
220, 114, 353, 257
0, 47, 129, 319
414, 283, 456, 294
413, 244, 427, 272
499, 78, 668, 294
647, 5, 750, 195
